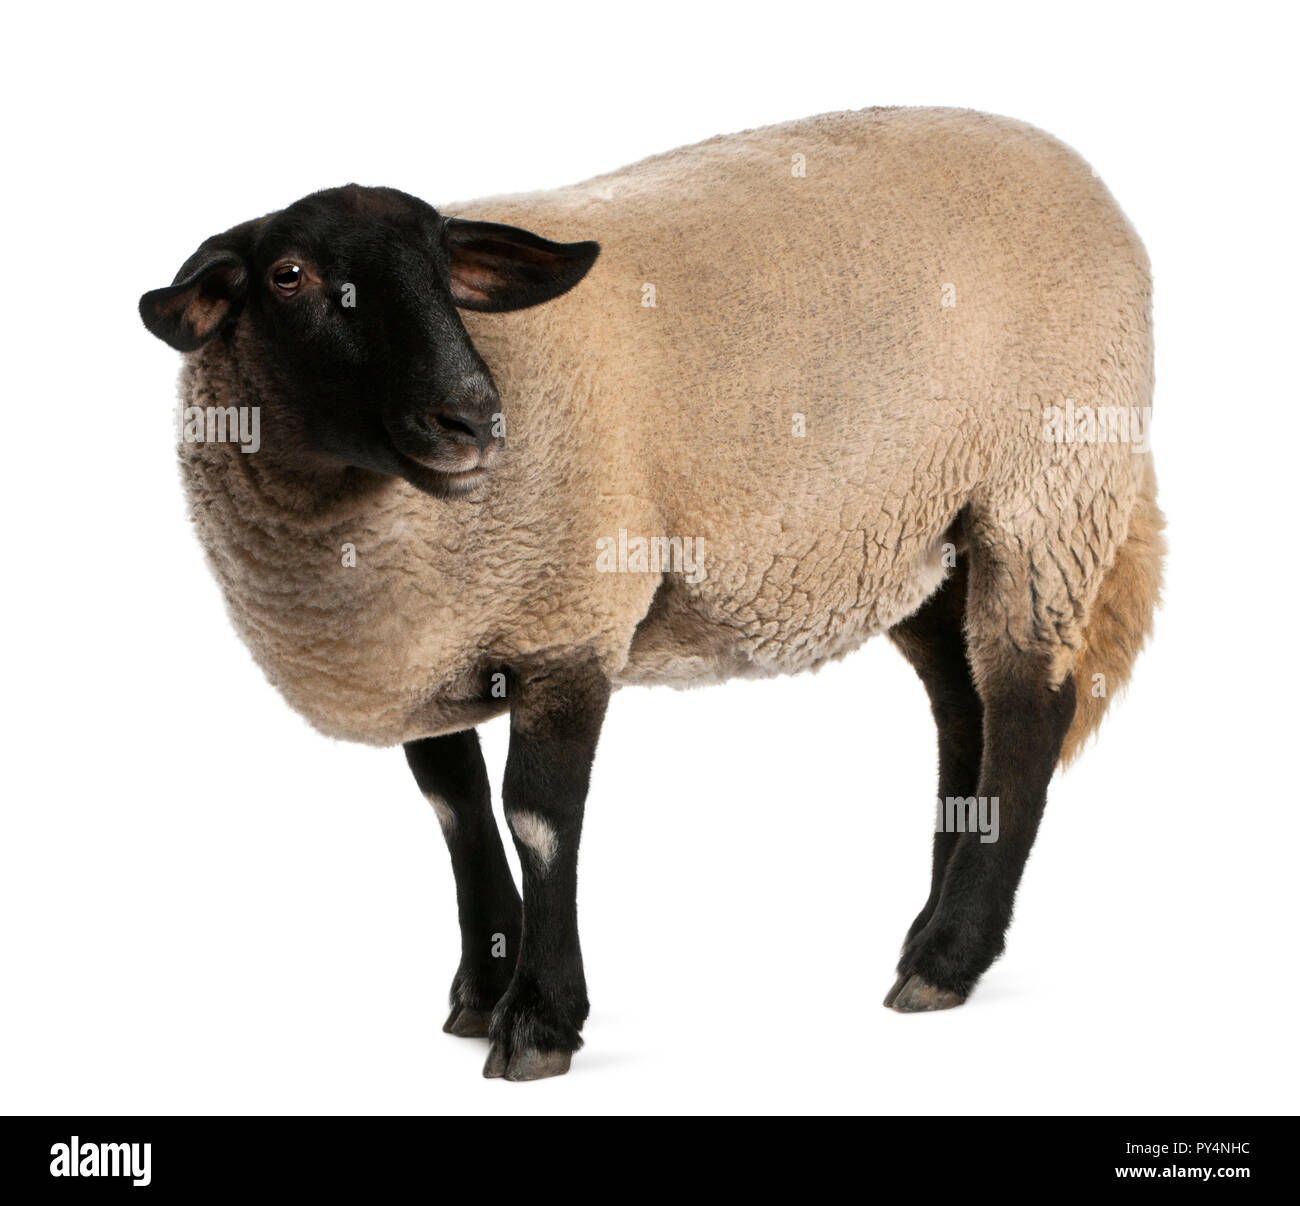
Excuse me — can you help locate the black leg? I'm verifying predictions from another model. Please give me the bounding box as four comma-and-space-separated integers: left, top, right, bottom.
404, 729, 521, 1037
890, 660, 1075, 1010
483, 657, 610, 1081
885, 556, 984, 1008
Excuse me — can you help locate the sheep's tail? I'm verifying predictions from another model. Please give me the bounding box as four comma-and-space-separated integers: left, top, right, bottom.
1060, 460, 1166, 767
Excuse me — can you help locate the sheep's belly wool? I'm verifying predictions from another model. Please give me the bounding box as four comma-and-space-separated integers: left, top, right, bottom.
182, 107, 1155, 746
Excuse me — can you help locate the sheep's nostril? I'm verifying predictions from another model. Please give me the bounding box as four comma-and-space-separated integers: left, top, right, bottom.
433, 412, 477, 439
431, 410, 496, 449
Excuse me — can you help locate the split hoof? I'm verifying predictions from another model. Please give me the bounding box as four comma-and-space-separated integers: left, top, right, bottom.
885, 973, 965, 1013
483, 1042, 573, 1081
443, 1004, 493, 1038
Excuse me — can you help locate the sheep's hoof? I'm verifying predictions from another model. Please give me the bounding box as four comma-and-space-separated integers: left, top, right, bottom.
443, 1004, 493, 1038
483, 1042, 572, 1081
884, 973, 965, 1012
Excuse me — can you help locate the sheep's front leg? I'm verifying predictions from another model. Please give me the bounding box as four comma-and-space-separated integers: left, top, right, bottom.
483, 659, 610, 1081
404, 730, 521, 1037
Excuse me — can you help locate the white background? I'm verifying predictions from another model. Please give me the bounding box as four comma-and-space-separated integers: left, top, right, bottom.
2, 0, 1296, 1116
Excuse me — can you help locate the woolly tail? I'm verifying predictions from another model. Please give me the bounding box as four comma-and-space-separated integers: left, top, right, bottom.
1060, 460, 1166, 767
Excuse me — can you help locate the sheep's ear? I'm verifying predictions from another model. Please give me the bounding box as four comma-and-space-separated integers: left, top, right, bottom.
139, 249, 250, 352
445, 219, 599, 312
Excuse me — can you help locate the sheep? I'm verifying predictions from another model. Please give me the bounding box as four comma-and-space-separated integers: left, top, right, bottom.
139, 106, 1164, 1081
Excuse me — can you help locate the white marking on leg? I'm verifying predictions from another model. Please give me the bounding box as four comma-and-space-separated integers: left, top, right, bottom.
425, 792, 457, 835
508, 810, 558, 871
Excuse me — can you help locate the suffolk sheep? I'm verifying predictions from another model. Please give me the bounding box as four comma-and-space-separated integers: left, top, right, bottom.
140, 107, 1164, 1081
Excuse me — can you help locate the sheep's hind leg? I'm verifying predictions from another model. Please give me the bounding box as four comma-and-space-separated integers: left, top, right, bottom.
884, 555, 983, 1010
405, 730, 522, 1037
887, 528, 1077, 1011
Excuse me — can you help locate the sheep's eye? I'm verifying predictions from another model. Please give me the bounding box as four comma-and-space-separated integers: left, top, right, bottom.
270, 263, 303, 295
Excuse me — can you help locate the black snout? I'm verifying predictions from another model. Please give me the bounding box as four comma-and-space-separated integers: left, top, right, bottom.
385, 366, 504, 482
431, 408, 498, 450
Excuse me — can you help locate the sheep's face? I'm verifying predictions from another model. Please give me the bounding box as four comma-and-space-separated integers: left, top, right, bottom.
139, 185, 599, 498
